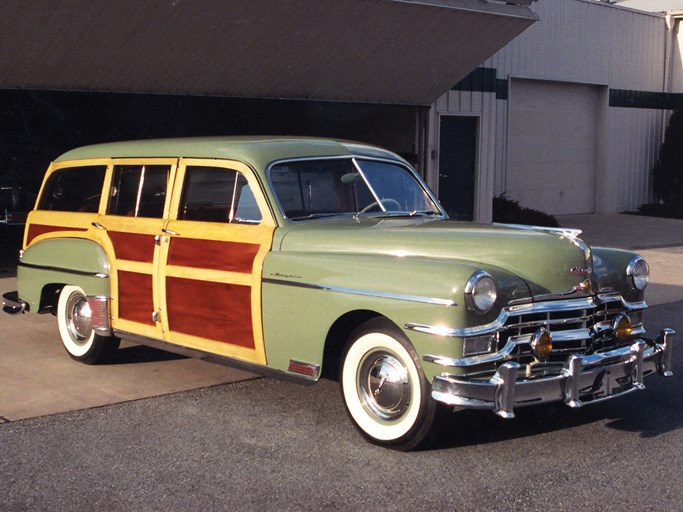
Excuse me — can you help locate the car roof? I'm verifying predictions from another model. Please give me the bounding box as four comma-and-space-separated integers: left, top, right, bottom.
54, 136, 405, 172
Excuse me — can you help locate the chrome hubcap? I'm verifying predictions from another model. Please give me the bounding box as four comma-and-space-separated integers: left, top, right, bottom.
66, 294, 93, 343
359, 351, 411, 421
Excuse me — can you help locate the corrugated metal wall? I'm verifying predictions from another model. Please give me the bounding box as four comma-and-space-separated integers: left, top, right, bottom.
429, 0, 672, 220
488, 0, 666, 90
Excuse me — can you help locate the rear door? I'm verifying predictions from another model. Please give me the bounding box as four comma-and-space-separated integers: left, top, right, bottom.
97, 159, 177, 340
157, 159, 275, 365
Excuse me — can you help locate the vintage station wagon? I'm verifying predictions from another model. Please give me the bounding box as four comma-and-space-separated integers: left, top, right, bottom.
2, 137, 675, 450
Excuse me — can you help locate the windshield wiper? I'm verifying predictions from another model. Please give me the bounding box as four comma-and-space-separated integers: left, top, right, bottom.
289, 212, 350, 221
353, 210, 442, 220
409, 210, 441, 217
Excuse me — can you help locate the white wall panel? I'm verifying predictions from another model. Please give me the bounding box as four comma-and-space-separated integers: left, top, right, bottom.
485, 0, 668, 92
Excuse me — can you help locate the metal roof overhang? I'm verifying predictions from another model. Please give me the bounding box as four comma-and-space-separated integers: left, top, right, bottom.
0, 0, 537, 106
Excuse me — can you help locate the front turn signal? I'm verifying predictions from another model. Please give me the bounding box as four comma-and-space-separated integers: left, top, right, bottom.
530, 328, 553, 360
613, 314, 633, 340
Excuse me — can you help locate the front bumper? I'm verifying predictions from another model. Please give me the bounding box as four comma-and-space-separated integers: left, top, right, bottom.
431, 329, 674, 418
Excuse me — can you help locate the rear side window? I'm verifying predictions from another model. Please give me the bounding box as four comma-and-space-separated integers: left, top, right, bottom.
107, 164, 170, 218
178, 166, 262, 224
38, 165, 106, 212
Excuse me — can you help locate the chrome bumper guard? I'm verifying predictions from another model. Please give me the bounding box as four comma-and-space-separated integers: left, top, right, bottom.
2, 291, 27, 314
431, 329, 675, 419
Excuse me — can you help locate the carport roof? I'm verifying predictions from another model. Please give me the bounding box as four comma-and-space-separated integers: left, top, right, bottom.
0, 0, 537, 106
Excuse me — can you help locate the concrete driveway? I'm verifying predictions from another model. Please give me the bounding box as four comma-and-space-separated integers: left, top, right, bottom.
0, 276, 256, 422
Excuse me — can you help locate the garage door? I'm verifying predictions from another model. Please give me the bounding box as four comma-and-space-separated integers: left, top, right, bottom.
506, 79, 600, 215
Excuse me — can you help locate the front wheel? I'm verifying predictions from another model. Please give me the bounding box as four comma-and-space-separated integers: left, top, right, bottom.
57, 285, 120, 364
340, 318, 436, 450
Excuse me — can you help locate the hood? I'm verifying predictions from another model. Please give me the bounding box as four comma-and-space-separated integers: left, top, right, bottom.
277, 218, 592, 298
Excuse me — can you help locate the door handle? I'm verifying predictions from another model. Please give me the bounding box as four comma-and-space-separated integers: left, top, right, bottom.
91, 221, 106, 230
162, 228, 179, 236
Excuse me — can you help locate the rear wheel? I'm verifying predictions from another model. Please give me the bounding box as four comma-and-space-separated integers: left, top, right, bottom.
57, 285, 120, 364
340, 318, 436, 450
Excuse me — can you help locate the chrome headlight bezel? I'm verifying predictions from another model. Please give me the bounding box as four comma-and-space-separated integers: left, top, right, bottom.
626, 256, 649, 292
464, 270, 498, 314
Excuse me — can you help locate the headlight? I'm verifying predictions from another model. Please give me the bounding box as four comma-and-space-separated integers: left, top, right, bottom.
626, 257, 649, 291
465, 270, 497, 314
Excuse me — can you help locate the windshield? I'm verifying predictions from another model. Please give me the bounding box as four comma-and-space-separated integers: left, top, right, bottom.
269, 158, 441, 221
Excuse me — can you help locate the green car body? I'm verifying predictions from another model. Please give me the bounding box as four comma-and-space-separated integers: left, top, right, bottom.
2, 137, 675, 450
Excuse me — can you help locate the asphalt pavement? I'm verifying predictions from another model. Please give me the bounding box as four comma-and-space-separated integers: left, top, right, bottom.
1, 213, 682, 511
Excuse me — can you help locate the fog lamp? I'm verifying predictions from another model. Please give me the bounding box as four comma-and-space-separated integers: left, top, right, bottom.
613, 314, 633, 340
530, 328, 553, 360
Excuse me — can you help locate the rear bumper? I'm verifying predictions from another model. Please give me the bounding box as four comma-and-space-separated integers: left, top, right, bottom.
431, 329, 675, 418
2, 291, 27, 314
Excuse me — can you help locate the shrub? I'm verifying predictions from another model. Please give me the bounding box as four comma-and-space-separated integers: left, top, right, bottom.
652, 109, 683, 203
637, 109, 683, 219
492, 194, 559, 227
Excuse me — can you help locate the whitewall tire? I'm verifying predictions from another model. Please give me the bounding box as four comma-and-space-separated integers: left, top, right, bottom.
340, 318, 436, 450
57, 285, 119, 364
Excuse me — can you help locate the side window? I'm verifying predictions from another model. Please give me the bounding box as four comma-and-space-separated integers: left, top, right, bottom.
178, 166, 262, 224
38, 165, 106, 212
107, 164, 169, 218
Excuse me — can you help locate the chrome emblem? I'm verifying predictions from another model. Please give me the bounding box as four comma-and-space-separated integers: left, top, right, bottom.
574, 279, 592, 293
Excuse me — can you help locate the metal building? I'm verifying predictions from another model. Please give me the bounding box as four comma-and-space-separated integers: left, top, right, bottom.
429, 0, 683, 222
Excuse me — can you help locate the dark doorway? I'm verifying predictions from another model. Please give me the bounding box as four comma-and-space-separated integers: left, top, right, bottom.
438, 115, 477, 220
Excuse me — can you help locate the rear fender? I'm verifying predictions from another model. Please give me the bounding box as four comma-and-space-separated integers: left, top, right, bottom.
17, 238, 111, 313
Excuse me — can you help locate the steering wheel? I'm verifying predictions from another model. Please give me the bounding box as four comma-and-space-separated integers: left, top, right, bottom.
359, 198, 401, 214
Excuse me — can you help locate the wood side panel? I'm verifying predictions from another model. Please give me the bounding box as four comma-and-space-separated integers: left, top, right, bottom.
118, 270, 155, 325
26, 224, 88, 245
166, 277, 254, 349
168, 238, 260, 274
109, 231, 155, 262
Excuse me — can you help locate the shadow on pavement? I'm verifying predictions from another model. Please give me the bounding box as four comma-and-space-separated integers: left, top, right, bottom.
108, 344, 188, 365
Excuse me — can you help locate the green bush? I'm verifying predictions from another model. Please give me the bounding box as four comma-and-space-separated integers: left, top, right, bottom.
492, 194, 559, 227
652, 109, 683, 203
638, 109, 683, 219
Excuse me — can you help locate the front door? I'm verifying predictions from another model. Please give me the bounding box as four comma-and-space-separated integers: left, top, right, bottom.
157, 159, 275, 365
438, 115, 477, 220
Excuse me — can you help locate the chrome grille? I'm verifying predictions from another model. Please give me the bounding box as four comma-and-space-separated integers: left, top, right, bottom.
499, 297, 644, 363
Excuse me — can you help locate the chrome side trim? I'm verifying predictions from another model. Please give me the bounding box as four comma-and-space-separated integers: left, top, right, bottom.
112, 329, 316, 385
18, 261, 109, 279
262, 277, 457, 307
407, 295, 647, 338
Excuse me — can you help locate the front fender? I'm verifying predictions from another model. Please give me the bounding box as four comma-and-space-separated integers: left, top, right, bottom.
592, 247, 646, 303
260, 251, 529, 378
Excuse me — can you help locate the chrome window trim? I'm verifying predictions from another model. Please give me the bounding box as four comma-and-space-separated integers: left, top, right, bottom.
262, 277, 457, 307
265, 155, 445, 221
